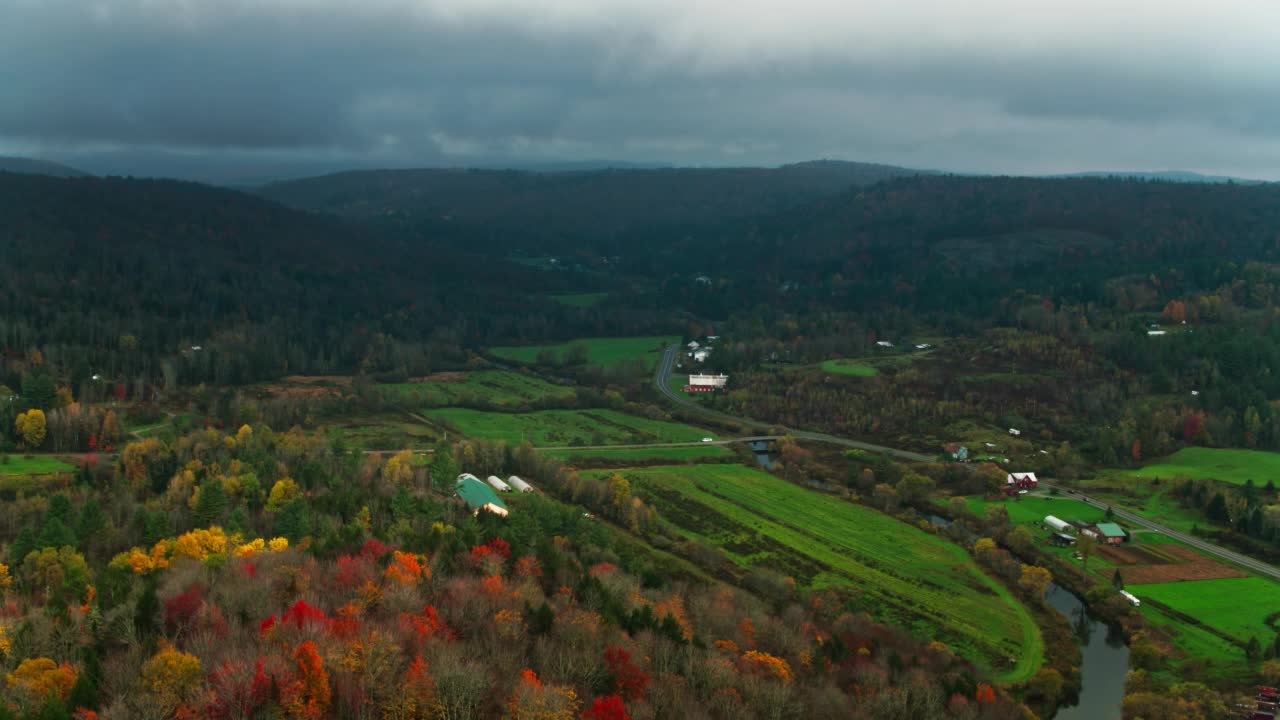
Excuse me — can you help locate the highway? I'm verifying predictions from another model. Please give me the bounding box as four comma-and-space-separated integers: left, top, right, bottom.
655, 343, 1280, 580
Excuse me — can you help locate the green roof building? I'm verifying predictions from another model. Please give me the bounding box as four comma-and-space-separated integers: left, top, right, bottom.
1092, 522, 1127, 544
455, 474, 509, 517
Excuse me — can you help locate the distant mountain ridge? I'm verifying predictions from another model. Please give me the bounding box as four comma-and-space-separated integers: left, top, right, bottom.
257, 160, 929, 249
0, 156, 89, 178
1052, 170, 1269, 185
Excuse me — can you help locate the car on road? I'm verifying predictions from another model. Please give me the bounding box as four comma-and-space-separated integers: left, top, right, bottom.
701, 437, 714, 443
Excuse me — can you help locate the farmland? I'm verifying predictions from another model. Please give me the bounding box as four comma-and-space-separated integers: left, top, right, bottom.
323, 414, 438, 450
960, 496, 1108, 527
489, 335, 678, 371
423, 408, 711, 446
584, 463, 1043, 681
541, 444, 733, 463
1131, 447, 1280, 486
1133, 576, 1280, 671
377, 370, 575, 407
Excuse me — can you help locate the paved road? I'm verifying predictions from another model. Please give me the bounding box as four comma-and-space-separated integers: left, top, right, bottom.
1042, 484, 1280, 582
654, 344, 934, 462
656, 344, 1280, 579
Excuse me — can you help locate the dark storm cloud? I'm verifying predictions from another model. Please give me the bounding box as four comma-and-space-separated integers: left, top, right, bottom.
2, 0, 1278, 178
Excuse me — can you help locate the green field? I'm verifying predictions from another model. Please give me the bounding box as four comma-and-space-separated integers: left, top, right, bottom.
377, 371, 575, 407
1133, 447, 1280, 486
424, 408, 710, 446
489, 336, 678, 371
819, 359, 878, 377
0, 455, 76, 477
324, 414, 438, 450
549, 293, 608, 307
1132, 576, 1280, 642
587, 464, 1043, 681
961, 496, 1108, 527
542, 445, 732, 462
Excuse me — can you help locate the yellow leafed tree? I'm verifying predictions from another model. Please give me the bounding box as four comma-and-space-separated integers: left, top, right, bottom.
14, 409, 46, 449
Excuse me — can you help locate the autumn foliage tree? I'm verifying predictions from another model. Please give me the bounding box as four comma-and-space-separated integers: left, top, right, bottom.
14, 409, 47, 448
279, 641, 330, 720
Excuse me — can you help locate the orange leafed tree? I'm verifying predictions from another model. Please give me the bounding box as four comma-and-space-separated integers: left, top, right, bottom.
280, 641, 331, 720
5, 658, 77, 704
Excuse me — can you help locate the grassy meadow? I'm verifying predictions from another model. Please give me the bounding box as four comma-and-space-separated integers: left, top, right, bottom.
489, 336, 678, 371
586, 463, 1043, 681
818, 359, 878, 377
1132, 447, 1280, 486
423, 408, 710, 446
0, 455, 76, 477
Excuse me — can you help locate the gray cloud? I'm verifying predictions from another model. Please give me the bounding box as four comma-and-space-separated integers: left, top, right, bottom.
2, 0, 1279, 179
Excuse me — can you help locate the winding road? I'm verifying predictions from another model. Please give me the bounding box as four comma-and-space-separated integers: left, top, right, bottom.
654, 344, 1280, 580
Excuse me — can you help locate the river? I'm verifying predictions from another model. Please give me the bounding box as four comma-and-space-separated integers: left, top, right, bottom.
1046, 583, 1130, 720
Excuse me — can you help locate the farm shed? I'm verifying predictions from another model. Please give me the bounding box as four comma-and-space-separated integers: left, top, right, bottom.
487, 475, 512, 492
455, 475, 509, 517
1083, 522, 1127, 545
508, 475, 533, 493
1044, 515, 1073, 534
1049, 532, 1076, 547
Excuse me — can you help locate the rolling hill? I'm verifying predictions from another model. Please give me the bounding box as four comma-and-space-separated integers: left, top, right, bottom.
0, 156, 89, 178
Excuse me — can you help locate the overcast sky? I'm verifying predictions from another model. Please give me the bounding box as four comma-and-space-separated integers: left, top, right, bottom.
3, 0, 1279, 180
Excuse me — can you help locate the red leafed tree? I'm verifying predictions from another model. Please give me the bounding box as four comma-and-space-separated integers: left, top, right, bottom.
582, 695, 630, 720
279, 641, 330, 720
603, 647, 649, 701
163, 584, 206, 635
280, 600, 328, 630
205, 658, 272, 719
975, 683, 997, 703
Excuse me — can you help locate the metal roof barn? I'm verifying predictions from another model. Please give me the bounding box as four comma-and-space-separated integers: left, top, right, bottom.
455, 474, 509, 517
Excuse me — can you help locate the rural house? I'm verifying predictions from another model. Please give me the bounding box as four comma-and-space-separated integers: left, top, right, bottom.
1007, 472, 1038, 490
944, 443, 969, 461
455, 474, 509, 517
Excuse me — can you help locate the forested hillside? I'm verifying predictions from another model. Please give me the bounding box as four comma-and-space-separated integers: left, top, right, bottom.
0, 174, 674, 395
258, 161, 925, 252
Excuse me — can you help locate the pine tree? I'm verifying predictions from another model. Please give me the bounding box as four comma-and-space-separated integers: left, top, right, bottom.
1112, 569, 1124, 590
1248, 636, 1262, 662
76, 499, 106, 544
135, 579, 159, 641
193, 479, 228, 527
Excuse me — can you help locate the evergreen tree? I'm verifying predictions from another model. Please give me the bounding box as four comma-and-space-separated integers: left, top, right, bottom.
1207, 493, 1228, 523
225, 505, 249, 535
75, 499, 106, 544
1112, 569, 1124, 590
8, 527, 35, 567
135, 579, 159, 640
274, 499, 312, 541
1247, 635, 1262, 662
35, 518, 77, 551
193, 479, 228, 527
